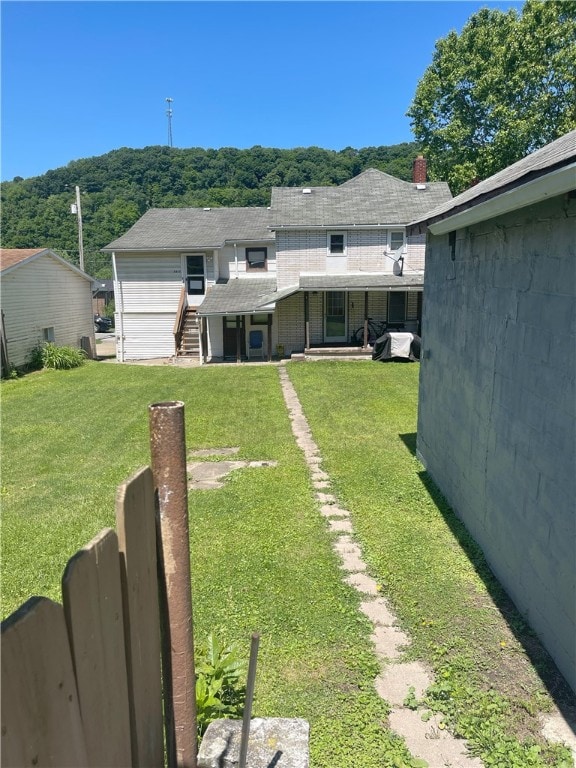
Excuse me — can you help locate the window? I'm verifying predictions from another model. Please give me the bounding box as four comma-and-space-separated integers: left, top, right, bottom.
246, 248, 267, 270
42, 327, 55, 342
388, 293, 406, 324
390, 231, 405, 252
185, 253, 205, 295
328, 232, 346, 255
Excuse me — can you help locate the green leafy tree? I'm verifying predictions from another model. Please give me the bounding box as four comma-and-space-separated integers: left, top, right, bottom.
407, 0, 576, 193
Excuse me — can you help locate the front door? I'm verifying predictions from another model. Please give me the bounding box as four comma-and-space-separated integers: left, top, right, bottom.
185, 254, 206, 300
324, 291, 347, 342
223, 316, 246, 359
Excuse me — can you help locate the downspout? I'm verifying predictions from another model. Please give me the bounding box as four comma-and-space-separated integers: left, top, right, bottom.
234, 243, 239, 279
112, 252, 125, 363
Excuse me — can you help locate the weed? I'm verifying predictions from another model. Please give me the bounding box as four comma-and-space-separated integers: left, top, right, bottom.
195, 633, 246, 739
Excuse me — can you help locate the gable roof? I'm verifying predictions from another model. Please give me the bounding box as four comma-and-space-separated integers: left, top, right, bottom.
1, 248, 48, 271
103, 207, 274, 251
411, 130, 576, 234
270, 168, 452, 228
0, 248, 94, 281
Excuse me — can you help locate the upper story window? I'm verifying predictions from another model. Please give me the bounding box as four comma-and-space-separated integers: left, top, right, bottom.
328, 232, 347, 255
246, 247, 267, 270
390, 231, 405, 253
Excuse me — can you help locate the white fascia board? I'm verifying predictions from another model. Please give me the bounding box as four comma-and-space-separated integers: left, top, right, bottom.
428, 164, 576, 236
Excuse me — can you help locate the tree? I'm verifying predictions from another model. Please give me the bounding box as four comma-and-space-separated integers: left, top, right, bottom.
407, 0, 576, 193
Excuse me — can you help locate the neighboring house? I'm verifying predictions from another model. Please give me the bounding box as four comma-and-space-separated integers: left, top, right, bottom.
92, 279, 114, 316
410, 130, 576, 692
103, 159, 452, 362
0, 248, 96, 369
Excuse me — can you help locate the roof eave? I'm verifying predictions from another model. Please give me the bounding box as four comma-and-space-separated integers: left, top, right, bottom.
423, 162, 576, 236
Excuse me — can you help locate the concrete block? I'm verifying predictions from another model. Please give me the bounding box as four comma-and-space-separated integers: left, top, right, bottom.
198, 718, 310, 768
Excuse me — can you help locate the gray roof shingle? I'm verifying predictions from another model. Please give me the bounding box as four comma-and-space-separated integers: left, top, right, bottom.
411, 129, 576, 226
270, 168, 452, 228
198, 278, 280, 315
197, 272, 423, 316
299, 273, 424, 290
103, 207, 274, 251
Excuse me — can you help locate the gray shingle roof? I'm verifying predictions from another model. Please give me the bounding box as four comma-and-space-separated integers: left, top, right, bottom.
411, 129, 576, 226
270, 168, 452, 228
299, 273, 424, 290
103, 207, 274, 251
198, 278, 279, 315
197, 273, 423, 316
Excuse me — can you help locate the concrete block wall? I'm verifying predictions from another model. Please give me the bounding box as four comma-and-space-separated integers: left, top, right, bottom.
417, 193, 576, 691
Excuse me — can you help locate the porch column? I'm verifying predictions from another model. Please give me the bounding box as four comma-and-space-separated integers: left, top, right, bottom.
363, 292, 369, 348
236, 315, 242, 364
267, 314, 273, 362
304, 292, 310, 350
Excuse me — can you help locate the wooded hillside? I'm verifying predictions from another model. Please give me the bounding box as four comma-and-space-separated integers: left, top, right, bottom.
0, 143, 418, 277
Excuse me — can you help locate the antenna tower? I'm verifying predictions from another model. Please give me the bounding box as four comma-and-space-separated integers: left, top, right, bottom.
166, 97, 174, 147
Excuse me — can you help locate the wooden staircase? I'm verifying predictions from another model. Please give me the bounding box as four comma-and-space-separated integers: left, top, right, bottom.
176, 308, 200, 358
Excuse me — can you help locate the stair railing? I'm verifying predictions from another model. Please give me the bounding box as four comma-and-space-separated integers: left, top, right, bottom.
173, 286, 187, 353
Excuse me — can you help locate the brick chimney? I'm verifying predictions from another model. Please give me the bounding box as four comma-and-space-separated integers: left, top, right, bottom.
412, 155, 427, 184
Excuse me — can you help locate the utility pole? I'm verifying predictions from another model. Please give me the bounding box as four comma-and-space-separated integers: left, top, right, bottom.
166, 97, 174, 147
70, 186, 85, 271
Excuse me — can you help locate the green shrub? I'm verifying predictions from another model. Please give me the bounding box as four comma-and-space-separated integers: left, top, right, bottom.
27, 342, 87, 371
195, 633, 246, 739
1, 364, 19, 380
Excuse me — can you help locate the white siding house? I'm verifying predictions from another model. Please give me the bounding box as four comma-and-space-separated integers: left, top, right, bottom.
103, 160, 452, 362
0, 249, 96, 370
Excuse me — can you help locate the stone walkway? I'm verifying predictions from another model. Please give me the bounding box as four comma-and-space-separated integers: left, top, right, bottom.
278, 363, 486, 768
278, 362, 576, 767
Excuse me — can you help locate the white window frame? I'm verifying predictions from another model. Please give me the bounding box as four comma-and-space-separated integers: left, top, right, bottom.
389, 230, 405, 255
327, 231, 347, 256
42, 327, 55, 342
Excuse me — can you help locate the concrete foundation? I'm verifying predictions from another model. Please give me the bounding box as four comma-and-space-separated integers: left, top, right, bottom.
197, 718, 309, 768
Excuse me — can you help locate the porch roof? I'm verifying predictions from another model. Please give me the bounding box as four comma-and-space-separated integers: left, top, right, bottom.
197, 278, 295, 316
299, 273, 424, 291
197, 272, 423, 317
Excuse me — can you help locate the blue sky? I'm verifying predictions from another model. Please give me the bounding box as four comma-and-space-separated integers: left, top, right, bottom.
1, 0, 523, 181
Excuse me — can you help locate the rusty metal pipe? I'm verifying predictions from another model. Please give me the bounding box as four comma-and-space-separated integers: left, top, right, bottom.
149, 401, 197, 768
238, 632, 260, 768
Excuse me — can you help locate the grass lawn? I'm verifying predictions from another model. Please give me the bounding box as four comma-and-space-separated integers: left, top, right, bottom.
1, 360, 573, 768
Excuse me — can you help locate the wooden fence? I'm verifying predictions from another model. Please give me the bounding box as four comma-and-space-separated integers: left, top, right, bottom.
1, 466, 164, 767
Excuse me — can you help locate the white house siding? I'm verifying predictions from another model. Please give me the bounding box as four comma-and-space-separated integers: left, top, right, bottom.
117, 314, 176, 359
115, 253, 183, 312
347, 230, 389, 273
114, 252, 183, 360
276, 229, 411, 289
1, 254, 94, 367
217, 242, 276, 281
276, 231, 326, 289
406, 232, 426, 272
